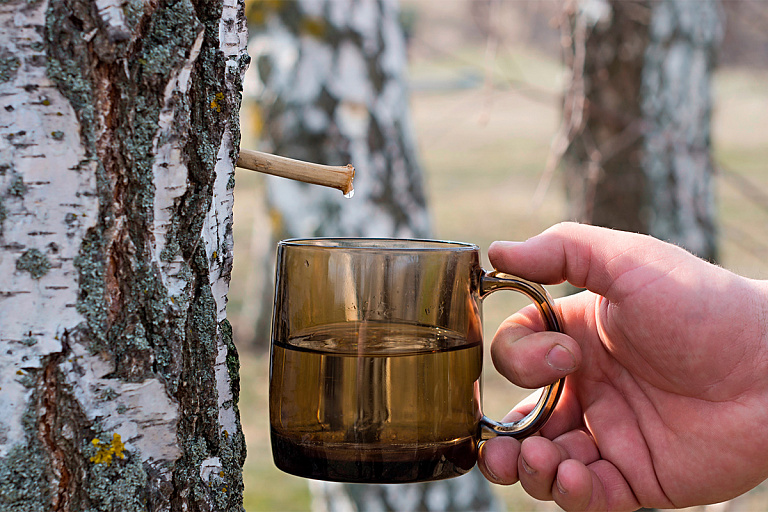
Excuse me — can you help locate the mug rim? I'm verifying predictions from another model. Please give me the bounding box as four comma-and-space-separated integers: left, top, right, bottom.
278, 237, 479, 252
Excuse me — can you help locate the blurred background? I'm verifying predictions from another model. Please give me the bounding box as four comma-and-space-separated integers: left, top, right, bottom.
228, 1, 768, 510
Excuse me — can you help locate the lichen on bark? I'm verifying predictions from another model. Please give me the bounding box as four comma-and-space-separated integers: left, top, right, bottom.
20, 0, 251, 508
15, 248, 51, 279
0, 55, 21, 83
0, 424, 53, 511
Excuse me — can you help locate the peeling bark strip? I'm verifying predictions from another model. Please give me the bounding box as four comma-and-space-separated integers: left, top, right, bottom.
0, 0, 248, 508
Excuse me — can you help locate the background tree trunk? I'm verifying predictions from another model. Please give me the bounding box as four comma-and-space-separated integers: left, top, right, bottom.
249, 0, 431, 240
642, 0, 722, 260
0, 0, 249, 509
561, 0, 722, 261
247, 1, 500, 510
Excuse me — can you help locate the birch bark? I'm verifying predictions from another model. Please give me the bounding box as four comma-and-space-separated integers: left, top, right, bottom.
561, 0, 722, 261
248, 0, 430, 239
0, 0, 249, 508
642, 0, 722, 260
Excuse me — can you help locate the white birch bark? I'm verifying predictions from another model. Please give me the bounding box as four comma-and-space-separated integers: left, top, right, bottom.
0, 0, 249, 508
642, 0, 722, 260
249, 0, 431, 239
0, 2, 99, 461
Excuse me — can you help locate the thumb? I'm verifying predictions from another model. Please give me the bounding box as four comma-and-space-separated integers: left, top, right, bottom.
488, 222, 689, 301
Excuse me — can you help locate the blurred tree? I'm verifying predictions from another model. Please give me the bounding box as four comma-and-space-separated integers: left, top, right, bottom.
249, 0, 430, 240
246, 0, 500, 511
243, 0, 431, 350
557, 0, 723, 261
0, 0, 248, 509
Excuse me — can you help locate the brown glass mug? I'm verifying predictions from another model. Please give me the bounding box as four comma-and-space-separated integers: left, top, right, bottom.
269, 238, 563, 483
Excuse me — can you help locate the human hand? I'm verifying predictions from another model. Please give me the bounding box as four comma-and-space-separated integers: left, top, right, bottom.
477, 222, 768, 511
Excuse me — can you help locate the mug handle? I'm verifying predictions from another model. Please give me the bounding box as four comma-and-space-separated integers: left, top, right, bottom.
478, 270, 565, 440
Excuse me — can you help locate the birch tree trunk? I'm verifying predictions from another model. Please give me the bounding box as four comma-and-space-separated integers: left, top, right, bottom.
245, 0, 431, 350
642, 0, 722, 260
0, 0, 249, 508
247, 1, 499, 511
561, 0, 722, 261
248, 0, 430, 239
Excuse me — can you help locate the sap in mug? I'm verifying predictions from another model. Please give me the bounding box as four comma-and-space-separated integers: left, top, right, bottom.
269, 238, 563, 483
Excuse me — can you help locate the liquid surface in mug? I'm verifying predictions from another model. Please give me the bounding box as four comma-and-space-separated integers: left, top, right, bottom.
270, 321, 483, 483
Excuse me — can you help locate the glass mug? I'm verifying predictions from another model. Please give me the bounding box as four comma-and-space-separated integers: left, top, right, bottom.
269, 238, 563, 483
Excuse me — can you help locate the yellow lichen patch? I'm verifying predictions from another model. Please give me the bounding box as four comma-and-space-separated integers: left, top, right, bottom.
210, 92, 226, 112
90, 433, 126, 465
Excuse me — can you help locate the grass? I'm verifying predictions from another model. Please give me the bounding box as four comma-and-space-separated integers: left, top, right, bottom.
231, 23, 768, 512
239, 352, 312, 512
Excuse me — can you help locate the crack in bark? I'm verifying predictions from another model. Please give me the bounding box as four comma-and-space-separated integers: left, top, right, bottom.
38, 343, 72, 512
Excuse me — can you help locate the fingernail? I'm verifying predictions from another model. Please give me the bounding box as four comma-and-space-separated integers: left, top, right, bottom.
521, 456, 536, 476
546, 344, 576, 372
478, 444, 501, 483
482, 462, 501, 484
556, 475, 568, 495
